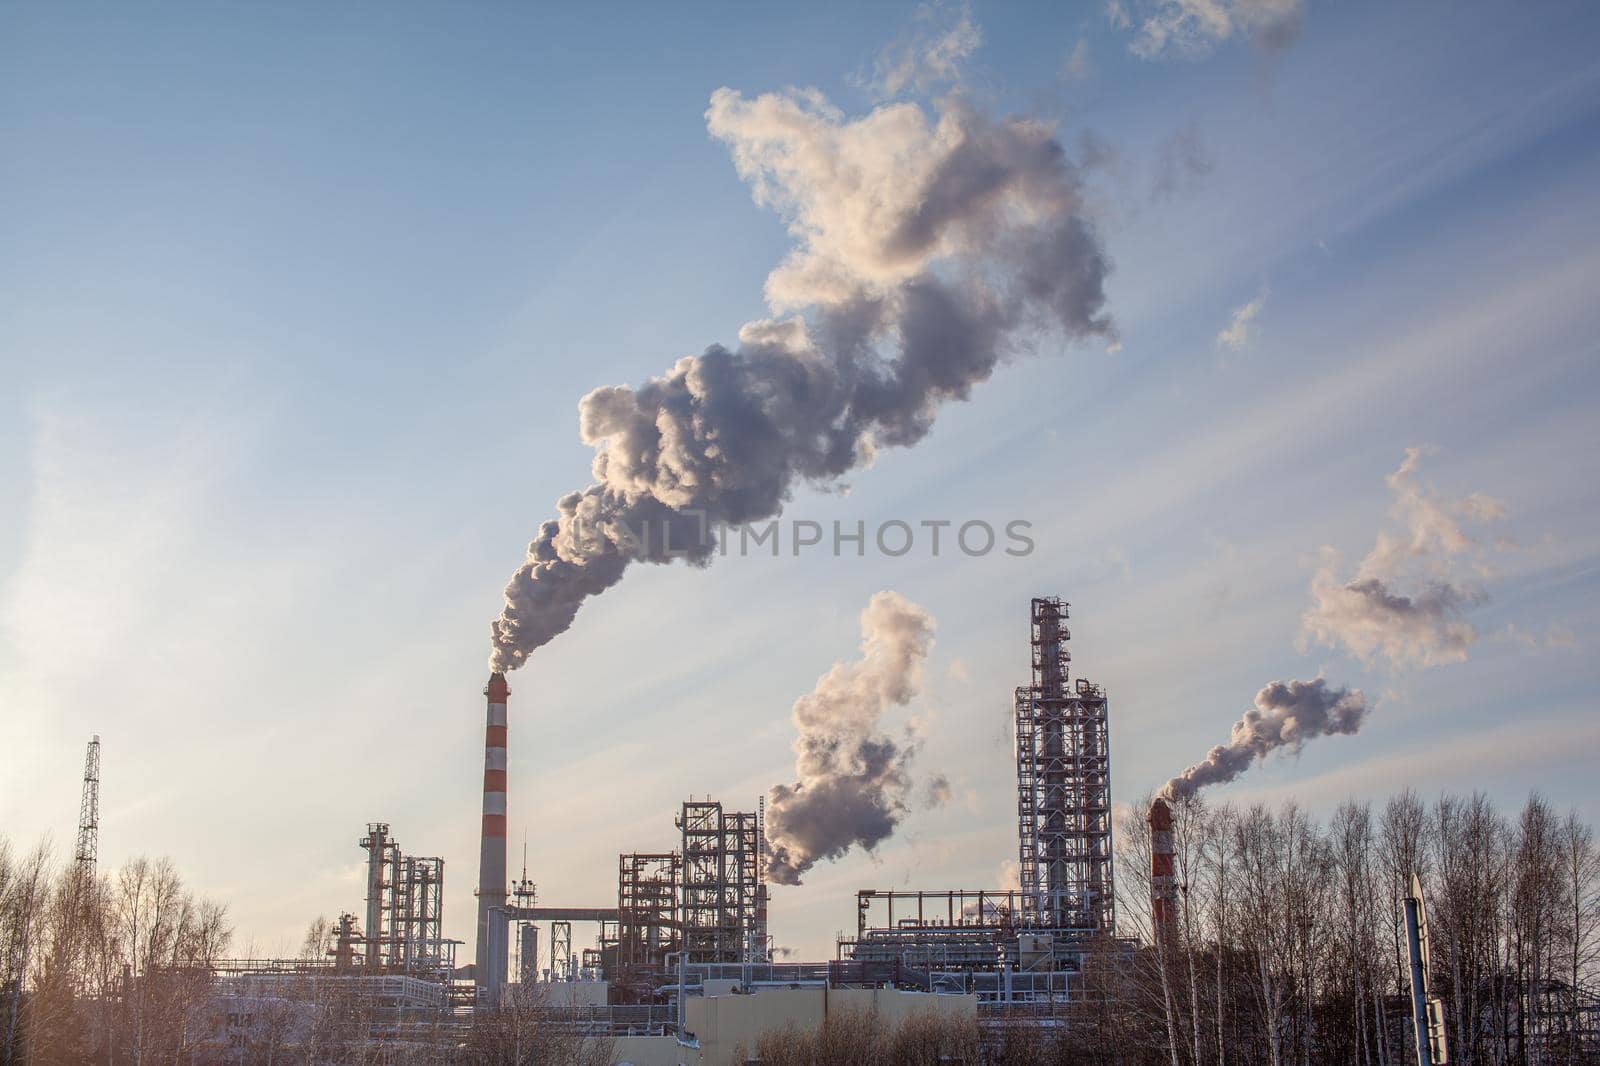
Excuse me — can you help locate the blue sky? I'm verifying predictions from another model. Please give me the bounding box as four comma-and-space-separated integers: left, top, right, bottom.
3, 0, 1598, 962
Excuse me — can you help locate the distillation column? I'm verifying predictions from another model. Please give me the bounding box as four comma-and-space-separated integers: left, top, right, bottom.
1015, 597, 1115, 931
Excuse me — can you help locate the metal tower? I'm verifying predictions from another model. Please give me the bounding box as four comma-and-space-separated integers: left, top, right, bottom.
74, 735, 101, 870
678, 799, 762, 964
1014, 598, 1114, 932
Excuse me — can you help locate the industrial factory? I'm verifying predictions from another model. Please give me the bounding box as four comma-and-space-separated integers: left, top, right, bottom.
28, 583, 1545, 1066
184, 595, 1151, 1058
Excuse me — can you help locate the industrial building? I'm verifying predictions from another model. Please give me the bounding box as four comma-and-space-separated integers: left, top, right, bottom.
455, 595, 1137, 1043
839, 597, 1133, 1016
193, 594, 1129, 1054
197, 820, 471, 1054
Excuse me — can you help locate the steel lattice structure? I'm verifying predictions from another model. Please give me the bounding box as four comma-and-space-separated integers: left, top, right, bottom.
75, 735, 100, 870
617, 852, 680, 968
357, 823, 452, 975
1014, 598, 1114, 933
678, 800, 767, 964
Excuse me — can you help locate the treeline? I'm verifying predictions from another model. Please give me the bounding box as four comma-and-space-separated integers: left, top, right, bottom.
0, 841, 230, 1064
1111, 789, 1600, 1066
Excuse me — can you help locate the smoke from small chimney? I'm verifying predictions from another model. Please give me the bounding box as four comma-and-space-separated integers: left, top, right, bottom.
764, 591, 937, 885
1161, 678, 1368, 800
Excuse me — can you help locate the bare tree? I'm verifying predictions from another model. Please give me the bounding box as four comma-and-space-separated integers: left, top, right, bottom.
1556, 809, 1599, 1065
462, 984, 615, 1065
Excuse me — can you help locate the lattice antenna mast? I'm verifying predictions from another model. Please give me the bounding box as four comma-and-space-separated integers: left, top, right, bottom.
75, 735, 101, 869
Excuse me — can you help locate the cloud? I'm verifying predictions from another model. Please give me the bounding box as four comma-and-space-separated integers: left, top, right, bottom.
764, 591, 936, 885
1302, 447, 1509, 669
1544, 623, 1579, 649
869, 2, 982, 100
1163, 678, 1368, 798
1215, 286, 1267, 350
1119, 0, 1307, 60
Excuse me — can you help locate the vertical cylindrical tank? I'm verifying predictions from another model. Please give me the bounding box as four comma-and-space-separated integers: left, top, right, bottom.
519, 923, 540, 985
476, 672, 510, 1006
362, 823, 390, 969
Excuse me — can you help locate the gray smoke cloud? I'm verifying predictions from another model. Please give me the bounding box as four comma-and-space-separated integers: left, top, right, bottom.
764, 591, 936, 885
489, 85, 1114, 672
1302, 447, 1508, 669
1162, 678, 1368, 799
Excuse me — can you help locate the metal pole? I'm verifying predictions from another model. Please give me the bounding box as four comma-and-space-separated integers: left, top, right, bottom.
1403, 896, 1430, 1066
673, 950, 687, 1034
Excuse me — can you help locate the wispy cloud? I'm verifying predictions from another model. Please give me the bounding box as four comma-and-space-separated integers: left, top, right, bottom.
1215, 287, 1267, 350
1063, 38, 1094, 81
867, 1, 981, 100
1302, 447, 1510, 669
1116, 0, 1307, 60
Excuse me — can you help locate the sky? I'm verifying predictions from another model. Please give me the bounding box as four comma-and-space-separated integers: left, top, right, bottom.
2, 0, 1599, 965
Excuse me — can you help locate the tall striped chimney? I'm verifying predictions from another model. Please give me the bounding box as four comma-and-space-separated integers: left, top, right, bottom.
476, 672, 510, 1006
1149, 797, 1178, 946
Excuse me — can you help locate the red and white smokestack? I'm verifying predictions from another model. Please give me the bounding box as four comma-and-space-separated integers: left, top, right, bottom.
1149, 797, 1178, 946
476, 672, 510, 1005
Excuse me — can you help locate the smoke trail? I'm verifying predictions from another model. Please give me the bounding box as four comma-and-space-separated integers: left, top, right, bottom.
764, 591, 936, 885
488, 87, 1114, 671
1161, 678, 1368, 799
1302, 447, 1508, 669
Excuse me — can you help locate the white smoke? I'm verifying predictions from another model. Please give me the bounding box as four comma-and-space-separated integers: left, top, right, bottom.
1302, 447, 1508, 669
1162, 678, 1368, 799
764, 591, 936, 885
489, 85, 1114, 671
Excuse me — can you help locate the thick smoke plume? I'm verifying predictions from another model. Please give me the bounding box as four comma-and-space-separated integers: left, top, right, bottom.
488, 87, 1114, 671
764, 592, 936, 885
1162, 678, 1368, 799
1302, 447, 1508, 670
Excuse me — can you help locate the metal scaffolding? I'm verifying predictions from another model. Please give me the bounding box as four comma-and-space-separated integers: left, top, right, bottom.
678, 800, 768, 965
837, 596, 1123, 1005
550, 921, 573, 981
356, 823, 456, 977
617, 852, 680, 969
1014, 598, 1114, 933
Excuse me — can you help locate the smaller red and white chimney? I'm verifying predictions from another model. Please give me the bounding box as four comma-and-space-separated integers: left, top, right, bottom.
1149, 797, 1178, 946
